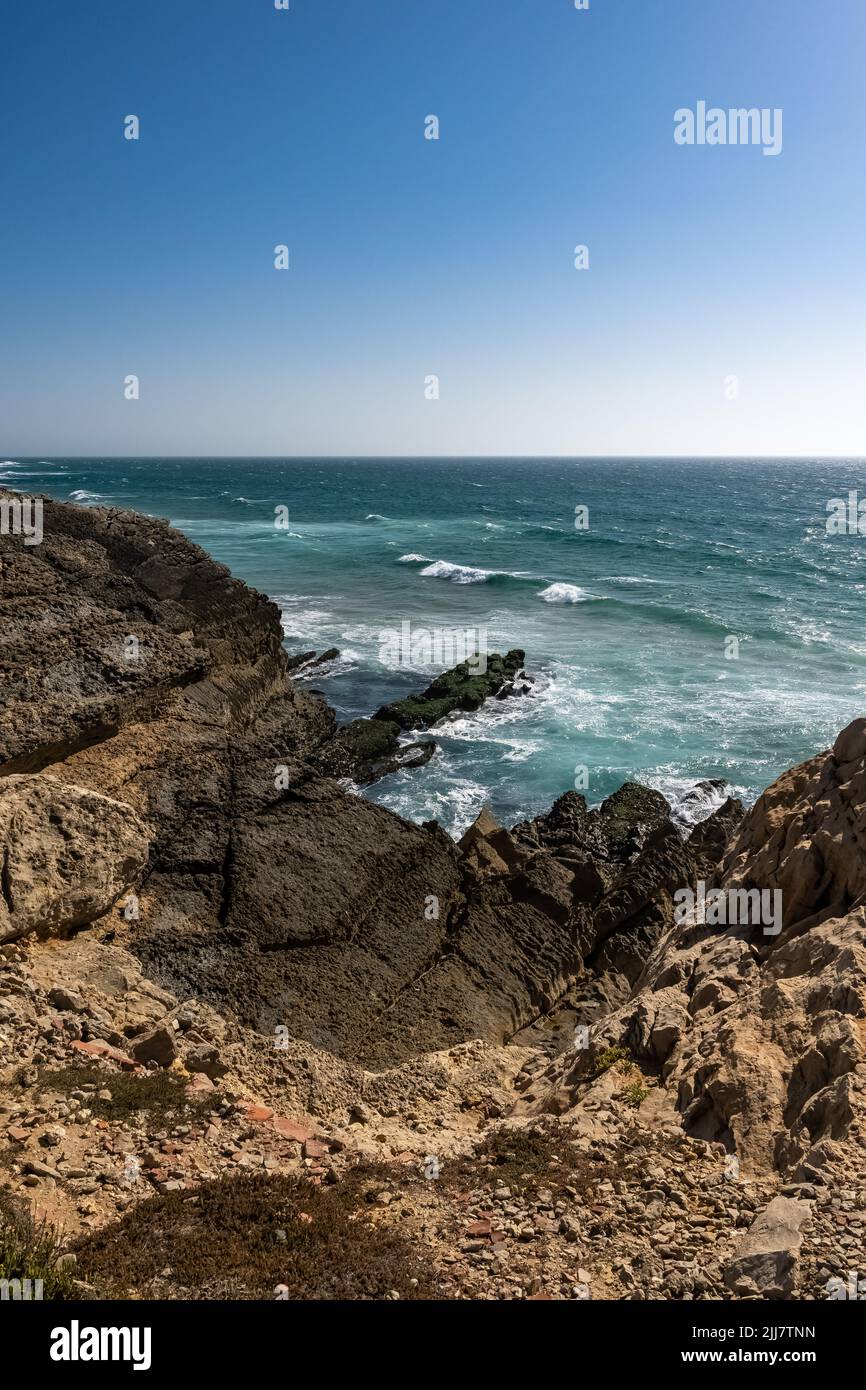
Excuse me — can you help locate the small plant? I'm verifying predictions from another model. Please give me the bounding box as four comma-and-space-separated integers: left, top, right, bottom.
620, 1079, 649, 1109
0, 1194, 77, 1300
586, 1046, 630, 1079
442, 1124, 615, 1197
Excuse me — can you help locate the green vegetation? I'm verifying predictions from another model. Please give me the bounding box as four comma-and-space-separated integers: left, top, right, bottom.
72, 1168, 441, 1300
36, 1065, 214, 1125
620, 1079, 650, 1109
443, 1123, 615, 1197
0, 1194, 77, 1300
586, 1045, 631, 1079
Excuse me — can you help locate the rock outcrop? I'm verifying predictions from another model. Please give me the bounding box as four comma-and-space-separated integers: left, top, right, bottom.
3, 491, 866, 1302
373, 649, 531, 729
518, 719, 866, 1203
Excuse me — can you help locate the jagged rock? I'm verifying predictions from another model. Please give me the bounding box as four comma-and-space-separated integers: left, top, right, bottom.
310, 716, 435, 784
0, 775, 150, 945
514, 783, 671, 865
373, 650, 529, 730
284, 647, 340, 674
720, 715, 866, 927
597, 783, 673, 860
724, 1196, 812, 1298
521, 722, 866, 1183
459, 807, 527, 879
689, 797, 745, 879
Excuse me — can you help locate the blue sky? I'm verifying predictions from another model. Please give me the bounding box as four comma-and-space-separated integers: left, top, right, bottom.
1, 0, 863, 456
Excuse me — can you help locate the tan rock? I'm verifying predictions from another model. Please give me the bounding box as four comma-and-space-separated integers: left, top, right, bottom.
724, 1196, 812, 1298
0, 775, 150, 944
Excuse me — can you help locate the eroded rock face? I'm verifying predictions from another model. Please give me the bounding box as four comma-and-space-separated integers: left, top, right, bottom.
520, 720, 866, 1189
720, 721, 866, 928
0, 775, 149, 944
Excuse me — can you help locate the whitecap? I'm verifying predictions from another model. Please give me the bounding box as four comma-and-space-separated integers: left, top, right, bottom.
599, 575, 663, 586
278, 605, 334, 642
420, 559, 497, 584
537, 582, 591, 603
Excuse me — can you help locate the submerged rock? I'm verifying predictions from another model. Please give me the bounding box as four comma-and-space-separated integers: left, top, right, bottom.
284, 647, 340, 674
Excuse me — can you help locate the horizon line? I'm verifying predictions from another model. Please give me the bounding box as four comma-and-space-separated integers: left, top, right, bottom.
3, 454, 865, 463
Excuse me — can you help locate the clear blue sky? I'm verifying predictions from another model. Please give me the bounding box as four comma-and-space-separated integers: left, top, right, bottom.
1, 0, 863, 456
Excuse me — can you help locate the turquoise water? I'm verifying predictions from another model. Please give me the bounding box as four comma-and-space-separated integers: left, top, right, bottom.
6, 456, 866, 837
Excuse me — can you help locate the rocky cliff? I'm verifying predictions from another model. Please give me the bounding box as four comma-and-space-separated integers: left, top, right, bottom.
1, 493, 864, 1302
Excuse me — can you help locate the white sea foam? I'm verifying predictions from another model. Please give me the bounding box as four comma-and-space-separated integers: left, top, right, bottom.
421, 559, 495, 584
278, 603, 334, 642
643, 774, 748, 832
68, 489, 104, 503
397, 553, 431, 563
371, 759, 493, 840
537, 582, 591, 603
599, 575, 664, 586
418, 558, 538, 585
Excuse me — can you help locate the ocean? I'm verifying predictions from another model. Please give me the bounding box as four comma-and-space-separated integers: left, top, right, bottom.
5, 456, 865, 838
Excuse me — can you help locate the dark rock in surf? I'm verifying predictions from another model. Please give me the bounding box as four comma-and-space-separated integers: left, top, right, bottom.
311, 716, 435, 785
284, 647, 340, 674
373, 650, 529, 730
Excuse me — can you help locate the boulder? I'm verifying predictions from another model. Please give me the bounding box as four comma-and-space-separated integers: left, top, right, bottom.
833, 716, 866, 765
0, 775, 150, 944
724, 1196, 812, 1298
130, 1025, 178, 1067
459, 807, 527, 879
